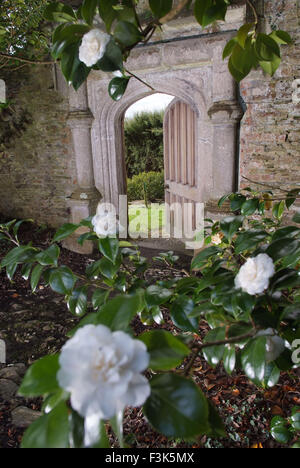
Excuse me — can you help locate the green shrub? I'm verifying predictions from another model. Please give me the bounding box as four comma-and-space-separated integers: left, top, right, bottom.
124, 111, 164, 178
127, 172, 165, 202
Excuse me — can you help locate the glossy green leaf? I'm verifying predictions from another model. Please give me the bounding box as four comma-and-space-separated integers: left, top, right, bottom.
35, 244, 60, 267
272, 200, 285, 220
67, 286, 88, 317
95, 294, 144, 331
270, 424, 293, 444
220, 216, 244, 242
195, 0, 227, 28
19, 355, 60, 397
170, 296, 198, 333
236, 23, 255, 48
98, 0, 118, 32
114, 21, 142, 47
98, 256, 121, 279
139, 330, 190, 371
1, 245, 37, 268
267, 239, 300, 262
255, 33, 281, 62
21, 402, 70, 449
92, 289, 110, 309
99, 237, 119, 263
235, 230, 268, 254
144, 374, 210, 438
81, 0, 98, 25
270, 30, 292, 45
95, 39, 123, 72
203, 327, 226, 368
241, 336, 267, 386
108, 77, 130, 101
53, 223, 79, 243
241, 198, 260, 216
191, 246, 222, 270
206, 401, 227, 438
263, 362, 280, 388
145, 285, 172, 307
291, 408, 300, 431
30, 264, 44, 292
49, 266, 77, 295
44, 2, 76, 23
223, 345, 236, 375
149, 0, 173, 18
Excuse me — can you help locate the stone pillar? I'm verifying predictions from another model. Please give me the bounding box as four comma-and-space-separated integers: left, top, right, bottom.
208, 101, 243, 196
64, 86, 101, 254
206, 101, 244, 217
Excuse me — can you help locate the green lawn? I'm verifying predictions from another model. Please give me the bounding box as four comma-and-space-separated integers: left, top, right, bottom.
128, 203, 165, 237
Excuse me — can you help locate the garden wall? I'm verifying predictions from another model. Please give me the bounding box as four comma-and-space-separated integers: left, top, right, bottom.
0, 1, 299, 231
0, 66, 76, 227
240, 0, 300, 193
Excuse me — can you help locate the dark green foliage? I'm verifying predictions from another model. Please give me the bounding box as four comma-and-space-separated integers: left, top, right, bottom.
124, 111, 164, 178
127, 171, 165, 202
0, 0, 49, 64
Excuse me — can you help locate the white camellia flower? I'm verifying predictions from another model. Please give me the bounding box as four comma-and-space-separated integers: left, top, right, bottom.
57, 325, 150, 447
211, 233, 224, 245
92, 203, 125, 238
79, 29, 110, 67
256, 328, 285, 362
235, 253, 275, 295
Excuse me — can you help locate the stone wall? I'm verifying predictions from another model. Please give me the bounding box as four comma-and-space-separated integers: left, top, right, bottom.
0, 66, 76, 227
239, 0, 300, 193
0, 1, 299, 231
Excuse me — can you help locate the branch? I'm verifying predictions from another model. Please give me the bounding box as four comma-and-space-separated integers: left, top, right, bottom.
194, 331, 256, 351
124, 68, 156, 91
184, 330, 256, 376
0, 52, 54, 66
246, 0, 259, 26
160, 0, 190, 25
242, 176, 293, 194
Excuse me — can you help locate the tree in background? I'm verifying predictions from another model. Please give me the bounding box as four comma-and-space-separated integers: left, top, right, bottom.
124, 111, 164, 178
0, 0, 51, 69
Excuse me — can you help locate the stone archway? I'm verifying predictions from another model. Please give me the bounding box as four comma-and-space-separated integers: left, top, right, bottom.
65, 33, 244, 253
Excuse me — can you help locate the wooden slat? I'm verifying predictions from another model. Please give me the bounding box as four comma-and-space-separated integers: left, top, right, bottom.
164, 113, 170, 180
163, 100, 198, 240
181, 103, 188, 185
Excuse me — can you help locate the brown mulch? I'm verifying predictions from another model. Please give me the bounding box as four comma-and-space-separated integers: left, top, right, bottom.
0, 221, 299, 449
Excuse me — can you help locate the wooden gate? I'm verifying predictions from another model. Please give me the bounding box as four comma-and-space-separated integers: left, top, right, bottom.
164, 100, 202, 244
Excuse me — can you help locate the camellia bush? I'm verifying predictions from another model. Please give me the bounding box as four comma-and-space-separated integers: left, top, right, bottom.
0, 185, 299, 448
41, 0, 293, 97
0, 0, 298, 449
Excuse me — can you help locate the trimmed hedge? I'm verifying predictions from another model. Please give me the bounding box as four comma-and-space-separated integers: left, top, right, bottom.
124, 111, 164, 178
127, 172, 165, 202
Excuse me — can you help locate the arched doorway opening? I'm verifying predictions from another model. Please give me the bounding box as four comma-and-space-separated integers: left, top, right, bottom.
124, 93, 173, 241
122, 92, 202, 249
66, 33, 244, 254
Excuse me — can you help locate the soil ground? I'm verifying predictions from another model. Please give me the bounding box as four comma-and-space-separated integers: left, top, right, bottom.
0, 221, 299, 449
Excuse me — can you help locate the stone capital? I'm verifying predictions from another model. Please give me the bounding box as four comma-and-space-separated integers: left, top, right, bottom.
208, 101, 244, 124
67, 110, 94, 129
68, 187, 101, 203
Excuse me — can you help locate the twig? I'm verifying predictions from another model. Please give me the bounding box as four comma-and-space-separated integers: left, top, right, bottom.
246, 0, 259, 26
160, 0, 190, 25
242, 176, 291, 193
124, 68, 156, 92
194, 331, 256, 350
0, 52, 54, 66
183, 330, 256, 376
